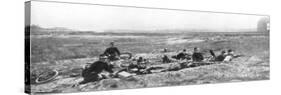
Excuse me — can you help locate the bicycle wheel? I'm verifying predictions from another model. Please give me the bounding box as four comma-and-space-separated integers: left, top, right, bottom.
35, 69, 59, 84
120, 52, 132, 59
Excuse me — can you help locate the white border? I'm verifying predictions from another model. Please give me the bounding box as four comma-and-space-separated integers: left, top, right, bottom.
0, 0, 280, 95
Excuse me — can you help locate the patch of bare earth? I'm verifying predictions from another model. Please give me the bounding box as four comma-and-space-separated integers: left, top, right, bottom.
30, 34, 269, 93
30, 53, 269, 93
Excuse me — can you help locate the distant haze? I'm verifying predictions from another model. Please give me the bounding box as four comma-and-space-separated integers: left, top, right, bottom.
30, 1, 268, 32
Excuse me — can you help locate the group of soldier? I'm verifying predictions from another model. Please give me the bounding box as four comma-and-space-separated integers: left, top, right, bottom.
167, 47, 236, 63
77, 41, 238, 85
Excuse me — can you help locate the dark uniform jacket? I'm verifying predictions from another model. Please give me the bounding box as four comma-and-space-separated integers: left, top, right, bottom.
192, 52, 204, 62
82, 61, 114, 77
215, 55, 226, 61
104, 47, 121, 56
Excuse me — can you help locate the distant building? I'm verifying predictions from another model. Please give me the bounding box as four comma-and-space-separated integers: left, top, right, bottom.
257, 17, 270, 32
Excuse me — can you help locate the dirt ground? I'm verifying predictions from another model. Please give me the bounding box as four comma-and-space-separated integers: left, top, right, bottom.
29, 32, 269, 94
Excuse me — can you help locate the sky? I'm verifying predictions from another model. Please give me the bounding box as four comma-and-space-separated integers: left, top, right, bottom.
30, 1, 268, 32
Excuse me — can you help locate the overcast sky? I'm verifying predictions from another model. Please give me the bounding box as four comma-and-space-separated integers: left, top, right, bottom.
30, 1, 267, 32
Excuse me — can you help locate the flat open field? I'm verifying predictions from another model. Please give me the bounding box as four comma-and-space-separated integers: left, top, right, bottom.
28, 31, 269, 93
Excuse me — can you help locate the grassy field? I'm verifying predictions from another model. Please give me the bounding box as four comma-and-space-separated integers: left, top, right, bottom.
29, 31, 269, 93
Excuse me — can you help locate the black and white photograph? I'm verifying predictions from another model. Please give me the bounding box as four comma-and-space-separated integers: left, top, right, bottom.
25, 0, 270, 94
